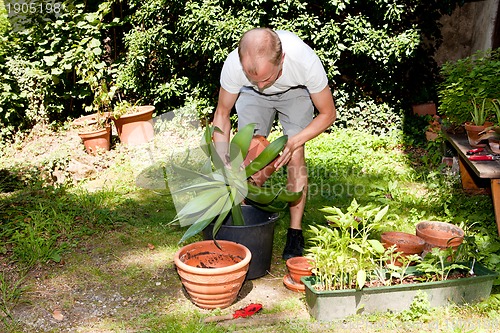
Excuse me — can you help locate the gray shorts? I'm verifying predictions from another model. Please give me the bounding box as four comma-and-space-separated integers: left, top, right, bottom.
236, 87, 314, 137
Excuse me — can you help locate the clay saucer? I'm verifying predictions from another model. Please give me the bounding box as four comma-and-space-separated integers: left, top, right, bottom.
283, 274, 305, 292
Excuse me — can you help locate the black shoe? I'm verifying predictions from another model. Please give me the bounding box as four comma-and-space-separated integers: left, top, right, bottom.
282, 228, 305, 260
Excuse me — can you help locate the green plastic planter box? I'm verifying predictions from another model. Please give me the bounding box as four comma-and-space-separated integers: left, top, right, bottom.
302, 263, 498, 321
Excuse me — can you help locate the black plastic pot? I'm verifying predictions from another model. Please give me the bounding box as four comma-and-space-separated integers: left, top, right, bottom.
202, 205, 278, 280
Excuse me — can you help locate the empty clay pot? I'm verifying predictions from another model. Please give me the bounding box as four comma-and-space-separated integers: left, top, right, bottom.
113, 105, 155, 146
381, 231, 425, 254
415, 221, 464, 252
381, 231, 425, 266
286, 256, 314, 284
284, 256, 314, 292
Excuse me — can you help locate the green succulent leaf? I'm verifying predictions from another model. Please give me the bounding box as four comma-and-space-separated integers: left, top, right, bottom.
245, 135, 287, 178
230, 203, 245, 226
176, 186, 228, 222
229, 123, 256, 162
178, 216, 214, 244
201, 126, 225, 170
171, 164, 213, 182
247, 199, 288, 213
177, 192, 233, 243
277, 187, 303, 202
246, 183, 281, 204
211, 199, 234, 237
171, 180, 223, 194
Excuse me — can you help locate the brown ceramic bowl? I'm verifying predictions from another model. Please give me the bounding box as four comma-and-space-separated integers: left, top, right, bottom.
381, 231, 425, 255
415, 221, 464, 251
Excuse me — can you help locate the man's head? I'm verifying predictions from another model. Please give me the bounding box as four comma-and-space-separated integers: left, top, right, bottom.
238, 28, 284, 91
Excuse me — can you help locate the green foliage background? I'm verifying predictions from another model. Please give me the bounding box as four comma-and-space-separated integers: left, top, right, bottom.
0, 0, 466, 139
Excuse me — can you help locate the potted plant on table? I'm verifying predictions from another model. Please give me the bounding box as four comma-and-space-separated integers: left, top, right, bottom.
464, 96, 494, 147
301, 199, 498, 321
438, 48, 500, 134
111, 99, 155, 146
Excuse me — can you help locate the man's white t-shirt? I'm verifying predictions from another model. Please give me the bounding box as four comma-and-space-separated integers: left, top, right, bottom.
220, 30, 328, 96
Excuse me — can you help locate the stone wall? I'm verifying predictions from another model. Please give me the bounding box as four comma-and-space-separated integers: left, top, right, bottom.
435, 0, 499, 65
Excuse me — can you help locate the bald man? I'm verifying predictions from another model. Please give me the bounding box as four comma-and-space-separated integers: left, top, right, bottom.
213, 28, 336, 260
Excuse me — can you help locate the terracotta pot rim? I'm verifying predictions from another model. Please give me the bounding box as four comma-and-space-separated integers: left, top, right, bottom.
464, 121, 494, 130
416, 221, 464, 236
415, 221, 464, 247
115, 105, 155, 119
381, 231, 426, 247
77, 125, 111, 137
73, 112, 111, 127
380, 231, 425, 248
286, 256, 315, 269
174, 240, 251, 275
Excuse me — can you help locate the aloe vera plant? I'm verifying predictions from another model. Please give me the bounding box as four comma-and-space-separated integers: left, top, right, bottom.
470, 96, 490, 126
170, 123, 302, 244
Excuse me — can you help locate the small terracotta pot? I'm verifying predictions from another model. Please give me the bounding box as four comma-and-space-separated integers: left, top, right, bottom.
381, 231, 425, 266
381, 231, 425, 254
78, 126, 111, 155
464, 121, 493, 148
173, 240, 251, 309
286, 256, 314, 284
284, 256, 314, 292
415, 221, 464, 252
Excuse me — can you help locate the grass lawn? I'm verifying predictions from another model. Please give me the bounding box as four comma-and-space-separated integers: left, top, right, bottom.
1, 122, 500, 332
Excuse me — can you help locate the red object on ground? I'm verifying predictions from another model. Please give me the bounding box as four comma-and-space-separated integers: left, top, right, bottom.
233, 303, 263, 318
203, 303, 263, 323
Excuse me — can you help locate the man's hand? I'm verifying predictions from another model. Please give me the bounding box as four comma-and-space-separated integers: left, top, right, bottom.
274, 136, 301, 170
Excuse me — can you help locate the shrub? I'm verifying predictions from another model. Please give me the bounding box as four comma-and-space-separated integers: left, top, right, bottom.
438, 48, 500, 125
0, 0, 465, 136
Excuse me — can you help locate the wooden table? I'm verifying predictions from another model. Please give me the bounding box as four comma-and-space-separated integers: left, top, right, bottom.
446, 133, 500, 235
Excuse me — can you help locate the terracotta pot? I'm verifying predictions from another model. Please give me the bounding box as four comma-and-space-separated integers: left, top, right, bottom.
113, 105, 155, 146
173, 240, 251, 309
415, 221, 464, 252
425, 130, 439, 141
78, 126, 111, 155
464, 121, 493, 148
243, 135, 278, 186
381, 231, 425, 266
284, 256, 314, 292
412, 102, 436, 116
